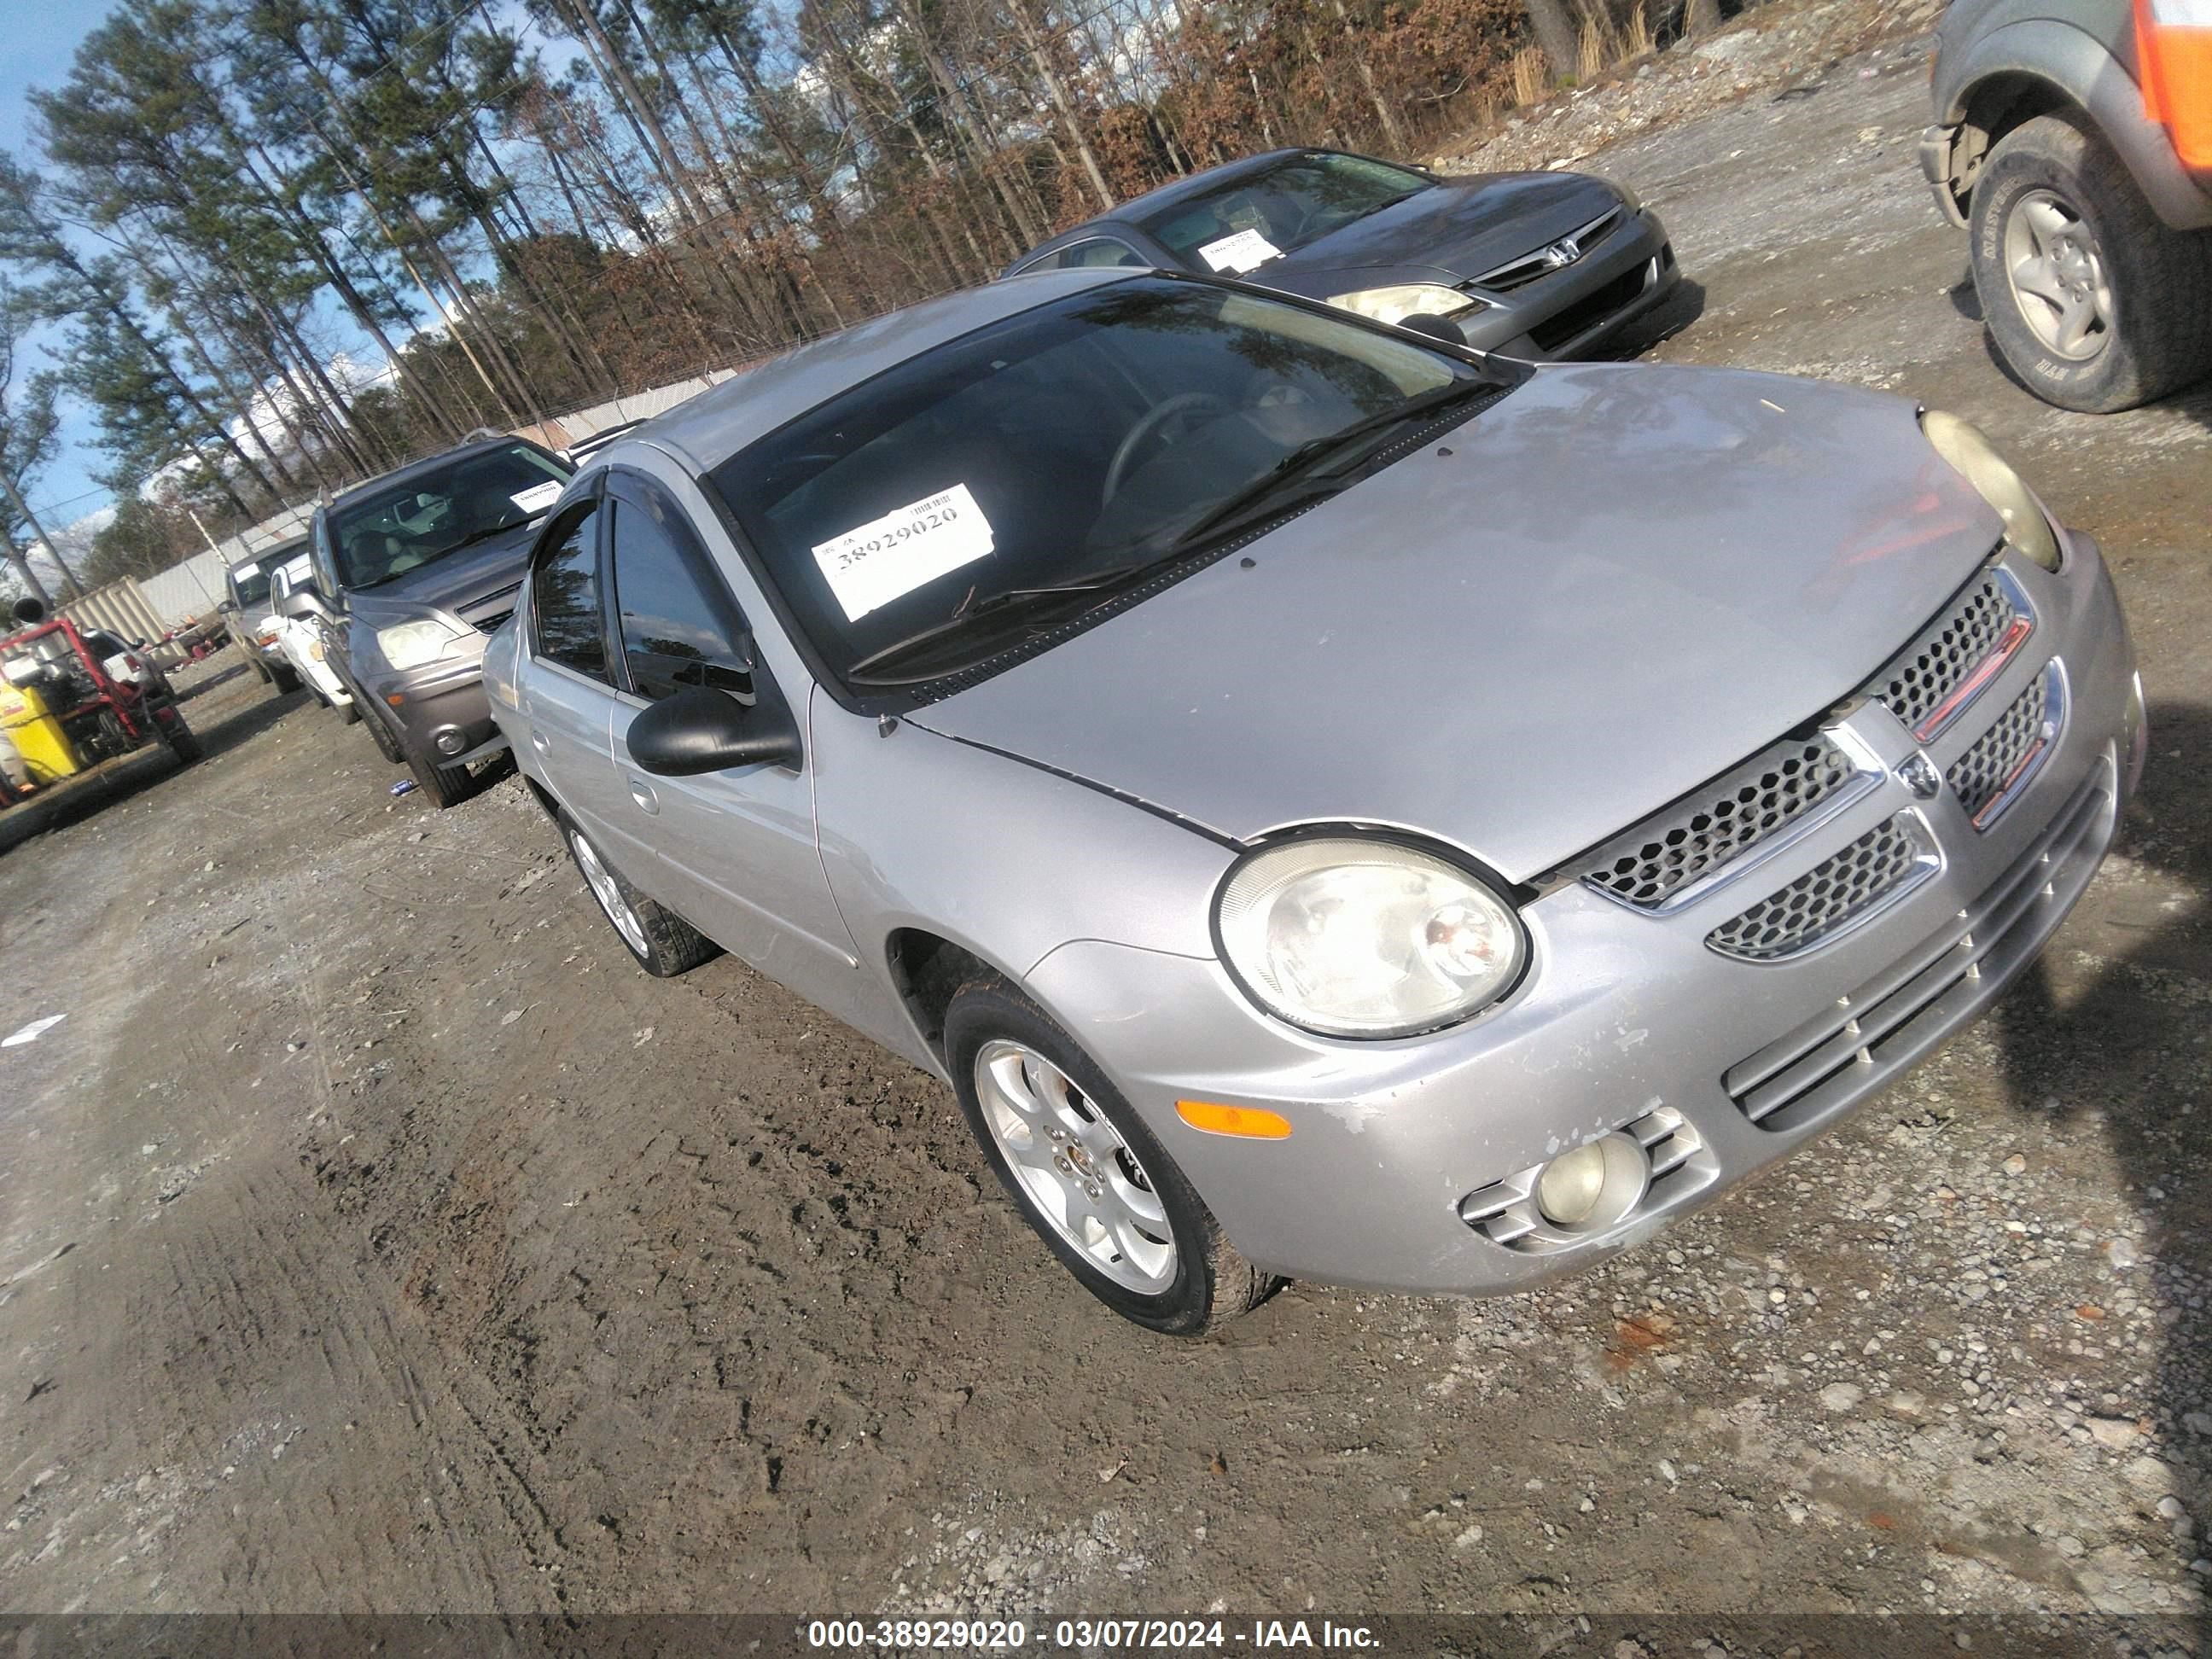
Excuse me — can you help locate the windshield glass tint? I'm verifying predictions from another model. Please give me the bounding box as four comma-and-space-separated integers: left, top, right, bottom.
714, 277, 1481, 684
329, 444, 571, 590
231, 563, 271, 608
1140, 153, 1430, 271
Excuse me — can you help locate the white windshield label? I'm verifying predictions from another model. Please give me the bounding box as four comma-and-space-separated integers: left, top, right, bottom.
1196, 228, 1282, 274
812, 484, 995, 622
511, 480, 563, 515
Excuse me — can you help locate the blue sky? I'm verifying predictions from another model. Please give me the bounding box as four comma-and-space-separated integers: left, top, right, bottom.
3, 0, 128, 533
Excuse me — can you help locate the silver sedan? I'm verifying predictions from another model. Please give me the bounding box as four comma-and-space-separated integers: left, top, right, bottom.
485, 268, 2143, 1334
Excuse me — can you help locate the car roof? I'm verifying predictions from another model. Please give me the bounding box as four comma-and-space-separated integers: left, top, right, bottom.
324, 435, 535, 512
1016, 148, 1351, 263
629, 267, 1138, 473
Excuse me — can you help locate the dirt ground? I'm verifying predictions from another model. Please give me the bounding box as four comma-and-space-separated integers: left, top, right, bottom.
3, 10, 2210, 1632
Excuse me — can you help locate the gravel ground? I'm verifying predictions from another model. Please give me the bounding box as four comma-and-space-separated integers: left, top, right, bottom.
3, 9, 2209, 1638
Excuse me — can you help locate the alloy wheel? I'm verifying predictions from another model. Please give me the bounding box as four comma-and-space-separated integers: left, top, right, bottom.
973, 1039, 1177, 1293
2003, 189, 2114, 362
570, 829, 649, 958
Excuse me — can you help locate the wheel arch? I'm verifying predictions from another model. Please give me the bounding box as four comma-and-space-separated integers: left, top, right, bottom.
1941, 23, 2212, 230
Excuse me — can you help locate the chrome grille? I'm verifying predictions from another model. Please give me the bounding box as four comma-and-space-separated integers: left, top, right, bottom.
1866, 574, 2022, 736
1583, 735, 1860, 908
1470, 207, 1623, 291
1948, 672, 2052, 826
1707, 814, 1933, 962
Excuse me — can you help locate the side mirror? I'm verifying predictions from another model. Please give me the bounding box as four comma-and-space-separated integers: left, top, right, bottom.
1399, 312, 1469, 347
627, 684, 801, 777
218, 599, 238, 614
276, 585, 331, 622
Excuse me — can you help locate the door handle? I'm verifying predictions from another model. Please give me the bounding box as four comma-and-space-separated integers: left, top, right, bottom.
626, 775, 661, 815
528, 727, 551, 754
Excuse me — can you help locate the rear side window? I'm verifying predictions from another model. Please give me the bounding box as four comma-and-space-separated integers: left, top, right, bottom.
1057, 237, 1146, 270
531, 504, 608, 679
608, 486, 753, 701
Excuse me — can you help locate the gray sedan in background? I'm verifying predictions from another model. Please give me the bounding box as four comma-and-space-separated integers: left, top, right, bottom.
486, 268, 2141, 1334
1004, 148, 1681, 358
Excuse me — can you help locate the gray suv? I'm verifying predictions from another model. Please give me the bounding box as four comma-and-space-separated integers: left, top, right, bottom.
1920, 0, 2212, 410
283, 435, 573, 806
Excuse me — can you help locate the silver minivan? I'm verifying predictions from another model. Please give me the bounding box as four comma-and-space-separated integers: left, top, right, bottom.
486, 269, 2141, 1333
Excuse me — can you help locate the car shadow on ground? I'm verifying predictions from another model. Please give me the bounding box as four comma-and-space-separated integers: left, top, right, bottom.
174, 661, 253, 703
1990, 698, 2211, 1473
1609, 277, 1708, 359
0, 690, 307, 855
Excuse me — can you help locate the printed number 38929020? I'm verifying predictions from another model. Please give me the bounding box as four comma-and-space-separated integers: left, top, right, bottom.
832, 500, 960, 569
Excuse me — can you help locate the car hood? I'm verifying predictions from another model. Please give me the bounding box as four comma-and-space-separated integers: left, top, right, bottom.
1260, 170, 1623, 290
911, 363, 2005, 882
342, 521, 539, 625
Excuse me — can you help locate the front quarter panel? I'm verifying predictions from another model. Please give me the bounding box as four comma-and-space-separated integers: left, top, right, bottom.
810, 701, 1237, 1074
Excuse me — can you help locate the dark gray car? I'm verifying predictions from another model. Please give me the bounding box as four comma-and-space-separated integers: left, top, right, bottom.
283, 435, 573, 806
488, 270, 2140, 1335
1004, 148, 1681, 358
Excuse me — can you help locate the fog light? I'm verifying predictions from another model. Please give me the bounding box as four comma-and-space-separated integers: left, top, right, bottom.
1534, 1132, 1648, 1231
434, 730, 466, 755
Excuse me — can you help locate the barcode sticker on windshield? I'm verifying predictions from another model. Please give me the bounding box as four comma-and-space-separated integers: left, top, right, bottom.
812, 484, 995, 622
511, 480, 563, 515
1196, 228, 1282, 274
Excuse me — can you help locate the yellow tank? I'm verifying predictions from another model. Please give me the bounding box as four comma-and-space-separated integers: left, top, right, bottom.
0, 679, 83, 781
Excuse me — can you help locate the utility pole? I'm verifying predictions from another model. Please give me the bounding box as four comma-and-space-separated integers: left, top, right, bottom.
0, 468, 83, 601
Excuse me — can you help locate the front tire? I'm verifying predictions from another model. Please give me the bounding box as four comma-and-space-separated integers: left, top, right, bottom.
402, 735, 474, 810
1970, 111, 2212, 412
162, 714, 202, 765
562, 817, 719, 976
943, 974, 1272, 1335
269, 661, 301, 695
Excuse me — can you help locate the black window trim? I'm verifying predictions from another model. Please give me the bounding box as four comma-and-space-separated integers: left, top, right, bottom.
524, 480, 618, 687
602, 465, 766, 711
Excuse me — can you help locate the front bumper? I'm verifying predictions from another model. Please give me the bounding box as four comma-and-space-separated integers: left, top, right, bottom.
365, 654, 497, 761
1028, 535, 2138, 1294
1462, 206, 1681, 360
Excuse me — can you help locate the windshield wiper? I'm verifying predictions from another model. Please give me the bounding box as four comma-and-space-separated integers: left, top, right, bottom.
845, 585, 1107, 685
1168, 377, 1496, 552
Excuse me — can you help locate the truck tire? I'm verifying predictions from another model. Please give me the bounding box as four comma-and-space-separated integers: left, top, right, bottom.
1970, 111, 2212, 412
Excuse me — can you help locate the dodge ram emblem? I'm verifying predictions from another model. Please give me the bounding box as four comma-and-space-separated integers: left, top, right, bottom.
1897, 753, 1942, 800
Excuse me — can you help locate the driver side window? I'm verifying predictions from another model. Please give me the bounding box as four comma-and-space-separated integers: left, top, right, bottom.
608, 482, 755, 701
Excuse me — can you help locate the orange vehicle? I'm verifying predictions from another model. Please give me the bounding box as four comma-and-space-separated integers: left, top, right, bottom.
1921, 0, 2212, 410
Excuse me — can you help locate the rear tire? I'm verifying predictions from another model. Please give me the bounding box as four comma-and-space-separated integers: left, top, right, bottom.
1970, 111, 2212, 412
943, 973, 1273, 1335
562, 817, 719, 976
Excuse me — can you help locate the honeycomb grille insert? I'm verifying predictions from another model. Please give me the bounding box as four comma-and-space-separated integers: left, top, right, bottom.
1707, 815, 1930, 961
1867, 574, 2020, 735
1949, 672, 2051, 825
1584, 736, 1860, 908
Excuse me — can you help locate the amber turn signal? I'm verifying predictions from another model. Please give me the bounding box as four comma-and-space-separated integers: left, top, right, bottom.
1175, 1100, 1292, 1140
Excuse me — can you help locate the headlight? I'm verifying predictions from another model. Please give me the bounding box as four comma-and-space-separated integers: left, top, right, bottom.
375, 619, 469, 671
1326, 283, 1486, 328
1215, 836, 1528, 1039
1920, 409, 2061, 571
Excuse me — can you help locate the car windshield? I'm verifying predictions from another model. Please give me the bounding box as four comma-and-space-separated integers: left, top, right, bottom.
713, 276, 1499, 687
1138, 152, 1432, 274
230, 562, 271, 608
329, 443, 571, 590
